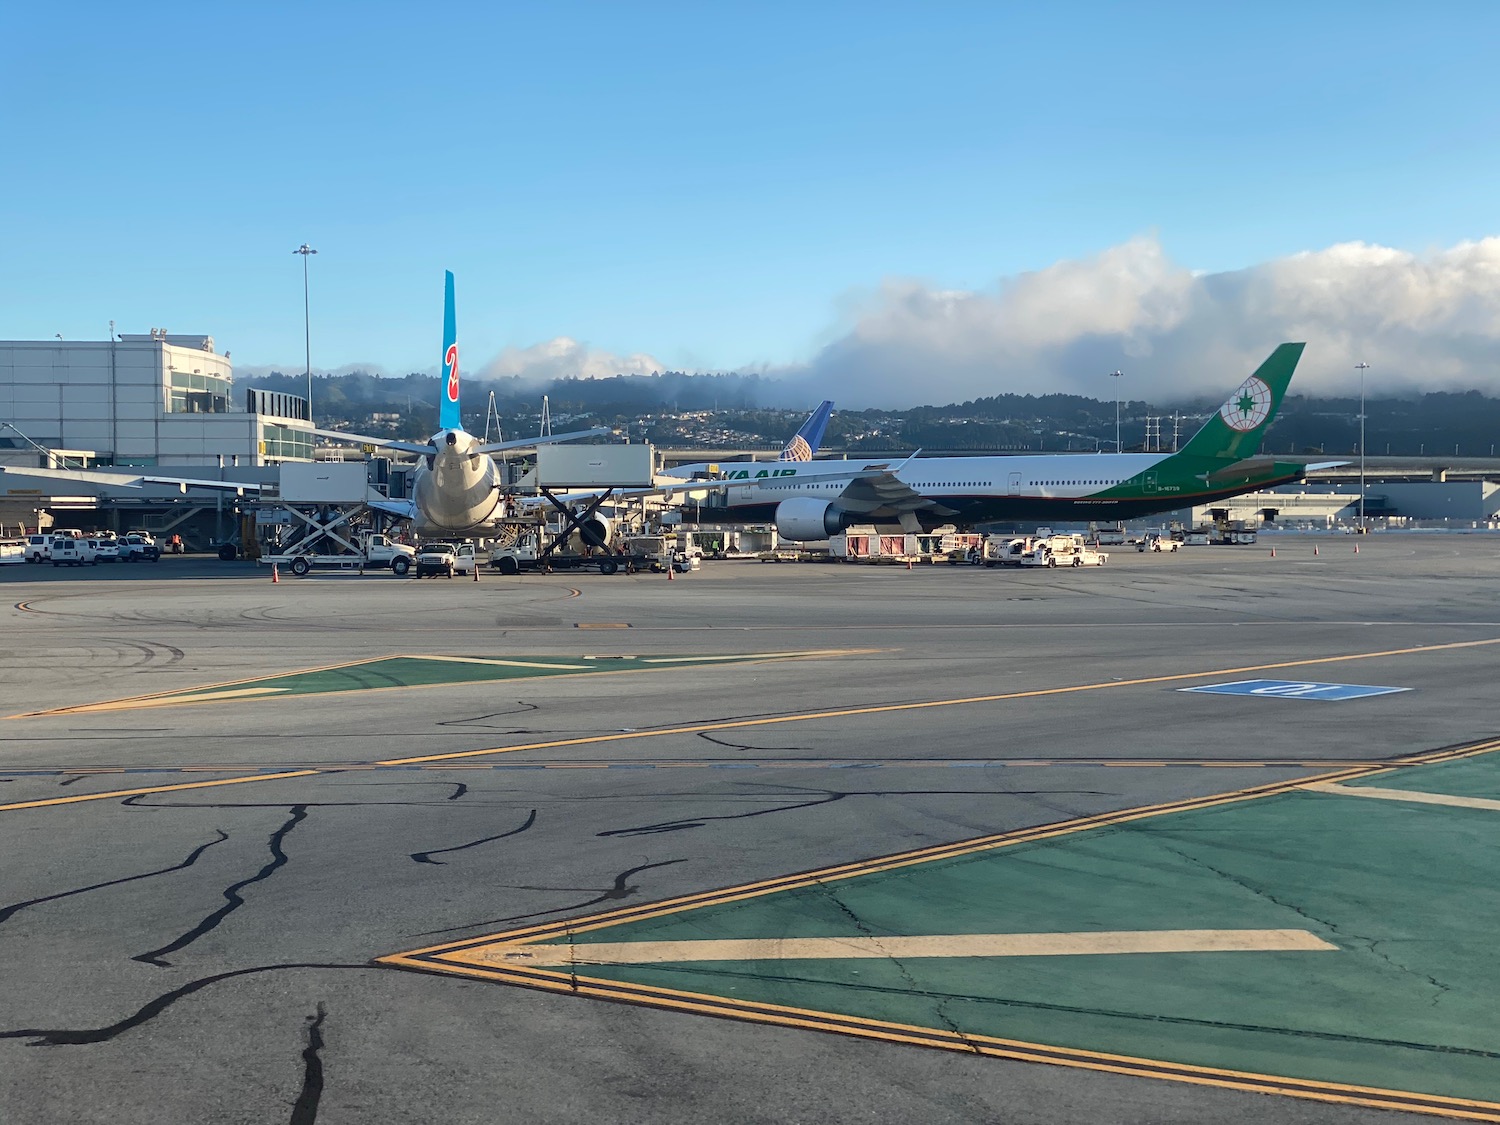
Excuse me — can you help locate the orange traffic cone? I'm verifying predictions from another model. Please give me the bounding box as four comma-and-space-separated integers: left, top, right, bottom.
1354, 544, 1359, 554
906, 558, 913, 570
271, 563, 279, 584
1314, 545, 1320, 556
1270, 547, 1276, 557
667, 562, 674, 581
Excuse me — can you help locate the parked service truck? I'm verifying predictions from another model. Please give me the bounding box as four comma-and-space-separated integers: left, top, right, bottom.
262, 531, 416, 576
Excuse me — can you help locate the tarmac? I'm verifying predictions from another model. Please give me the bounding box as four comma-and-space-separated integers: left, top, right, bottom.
3, 535, 1499, 1124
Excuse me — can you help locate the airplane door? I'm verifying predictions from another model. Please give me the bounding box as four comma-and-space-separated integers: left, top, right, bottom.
1008, 472, 1023, 495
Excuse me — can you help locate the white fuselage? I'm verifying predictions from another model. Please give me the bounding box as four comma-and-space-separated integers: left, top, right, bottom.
721, 453, 1172, 509
411, 428, 503, 534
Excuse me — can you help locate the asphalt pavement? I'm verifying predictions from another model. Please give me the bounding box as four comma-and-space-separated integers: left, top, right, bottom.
2, 535, 1497, 1124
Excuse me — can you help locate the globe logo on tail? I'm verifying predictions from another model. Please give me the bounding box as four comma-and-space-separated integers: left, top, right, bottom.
1218, 375, 1272, 432
782, 434, 813, 461
445, 343, 460, 403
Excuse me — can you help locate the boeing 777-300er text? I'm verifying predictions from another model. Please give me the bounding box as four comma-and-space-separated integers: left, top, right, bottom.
685, 343, 1320, 539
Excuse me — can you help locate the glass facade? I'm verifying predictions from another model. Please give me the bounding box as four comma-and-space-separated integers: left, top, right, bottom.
261, 423, 314, 461
169, 369, 232, 414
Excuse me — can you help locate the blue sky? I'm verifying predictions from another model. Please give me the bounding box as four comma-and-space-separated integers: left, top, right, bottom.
3, 2, 1499, 399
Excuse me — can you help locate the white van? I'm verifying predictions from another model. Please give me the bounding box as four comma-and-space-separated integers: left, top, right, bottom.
51, 537, 98, 566
24, 534, 51, 562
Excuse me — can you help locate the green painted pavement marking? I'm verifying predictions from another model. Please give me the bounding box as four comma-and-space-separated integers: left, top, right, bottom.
1360, 755, 1500, 801
419, 749, 1500, 1108
24, 650, 861, 715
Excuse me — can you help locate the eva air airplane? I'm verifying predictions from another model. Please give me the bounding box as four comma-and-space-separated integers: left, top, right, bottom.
703, 343, 1316, 541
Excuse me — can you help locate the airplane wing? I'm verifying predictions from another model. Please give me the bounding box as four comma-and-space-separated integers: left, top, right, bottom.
369, 498, 418, 521
0, 465, 269, 495
308, 426, 611, 456
473, 428, 611, 455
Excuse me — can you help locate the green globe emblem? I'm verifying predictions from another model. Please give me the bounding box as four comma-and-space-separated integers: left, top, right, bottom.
1218, 376, 1273, 432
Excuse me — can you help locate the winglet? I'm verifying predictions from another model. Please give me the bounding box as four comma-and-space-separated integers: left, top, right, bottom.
439, 270, 462, 431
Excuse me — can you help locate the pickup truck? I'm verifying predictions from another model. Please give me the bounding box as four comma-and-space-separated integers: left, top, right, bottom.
118, 533, 162, 562
414, 541, 478, 578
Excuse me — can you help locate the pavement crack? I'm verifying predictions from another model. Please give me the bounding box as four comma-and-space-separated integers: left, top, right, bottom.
410, 808, 537, 865
132, 806, 308, 967
1157, 841, 1457, 1005
0, 830, 229, 929
815, 878, 981, 1055
694, 732, 806, 752
417, 858, 686, 936
288, 1002, 327, 1125
0, 962, 368, 1047
596, 784, 846, 837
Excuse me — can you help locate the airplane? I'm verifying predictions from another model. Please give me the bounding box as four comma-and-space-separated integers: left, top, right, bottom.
536, 399, 836, 546
682, 343, 1323, 539
309, 271, 607, 534
0, 272, 605, 537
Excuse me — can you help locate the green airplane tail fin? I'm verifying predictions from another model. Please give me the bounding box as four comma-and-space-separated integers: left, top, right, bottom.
1175, 343, 1305, 461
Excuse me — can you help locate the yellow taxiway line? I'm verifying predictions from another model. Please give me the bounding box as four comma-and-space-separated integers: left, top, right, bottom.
379, 634, 1500, 766
7, 636, 1497, 814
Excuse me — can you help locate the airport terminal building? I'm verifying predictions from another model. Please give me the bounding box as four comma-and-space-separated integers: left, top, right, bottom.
0, 332, 313, 469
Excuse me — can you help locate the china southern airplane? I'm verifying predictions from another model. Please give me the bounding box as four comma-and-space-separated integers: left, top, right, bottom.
312, 272, 606, 533
688, 343, 1317, 540
0, 273, 603, 536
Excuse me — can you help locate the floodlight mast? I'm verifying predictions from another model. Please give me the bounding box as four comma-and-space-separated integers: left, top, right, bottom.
1355, 361, 1370, 531
294, 243, 318, 420
1109, 370, 1123, 452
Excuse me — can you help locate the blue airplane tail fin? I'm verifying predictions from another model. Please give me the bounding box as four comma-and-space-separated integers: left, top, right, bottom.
781, 400, 834, 461
439, 271, 462, 431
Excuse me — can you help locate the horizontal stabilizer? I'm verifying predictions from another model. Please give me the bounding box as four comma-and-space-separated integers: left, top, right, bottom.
473, 427, 611, 455
308, 428, 438, 455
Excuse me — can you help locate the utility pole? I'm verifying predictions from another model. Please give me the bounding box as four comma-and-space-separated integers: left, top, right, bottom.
293, 244, 318, 421
1109, 371, 1123, 452
1354, 362, 1370, 531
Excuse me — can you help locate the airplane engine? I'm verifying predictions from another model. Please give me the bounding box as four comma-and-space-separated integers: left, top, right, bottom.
579, 513, 614, 549
775, 498, 849, 541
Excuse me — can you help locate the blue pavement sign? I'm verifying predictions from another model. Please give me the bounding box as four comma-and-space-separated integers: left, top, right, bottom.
1179, 679, 1409, 702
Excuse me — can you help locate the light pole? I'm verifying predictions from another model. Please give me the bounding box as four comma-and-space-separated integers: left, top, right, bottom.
1354, 361, 1370, 531
1109, 371, 1123, 452
293, 243, 317, 421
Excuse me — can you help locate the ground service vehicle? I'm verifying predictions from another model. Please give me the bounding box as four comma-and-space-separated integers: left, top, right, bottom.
51, 537, 97, 566
24, 534, 49, 562
118, 534, 162, 561
488, 527, 658, 576
88, 538, 118, 562
1138, 531, 1181, 552
413, 541, 480, 578
266, 531, 416, 576
415, 542, 459, 578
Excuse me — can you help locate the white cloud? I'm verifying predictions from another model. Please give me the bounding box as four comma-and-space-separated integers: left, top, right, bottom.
479, 337, 665, 382
779, 235, 1500, 406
